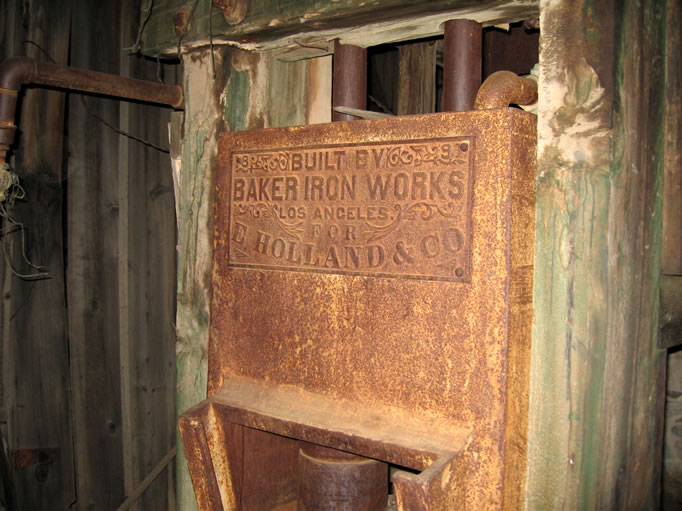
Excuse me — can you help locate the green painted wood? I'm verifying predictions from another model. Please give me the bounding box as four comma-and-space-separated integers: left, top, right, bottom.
174, 46, 321, 510
140, 0, 538, 56
525, 0, 667, 509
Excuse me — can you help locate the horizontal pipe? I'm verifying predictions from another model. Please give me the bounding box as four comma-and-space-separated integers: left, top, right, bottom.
0, 56, 183, 164
473, 70, 538, 110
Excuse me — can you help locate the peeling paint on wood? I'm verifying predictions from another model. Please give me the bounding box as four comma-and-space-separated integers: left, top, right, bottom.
141, 0, 538, 58
174, 46, 330, 510
525, 0, 667, 509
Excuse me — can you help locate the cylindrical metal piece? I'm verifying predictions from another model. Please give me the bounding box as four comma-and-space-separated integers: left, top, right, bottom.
297, 443, 387, 511
33, 62, 184, 109
441, 19, 482, 112
332, 40, 367, 122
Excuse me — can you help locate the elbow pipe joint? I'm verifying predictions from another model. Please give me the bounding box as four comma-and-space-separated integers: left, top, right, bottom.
0, 56, 184, 165
474, 70, 538, 110
0, 57, 38, 163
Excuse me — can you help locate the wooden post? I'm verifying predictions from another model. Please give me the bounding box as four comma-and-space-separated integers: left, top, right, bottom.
525, 0, 668, 508
174, 47, 331, 509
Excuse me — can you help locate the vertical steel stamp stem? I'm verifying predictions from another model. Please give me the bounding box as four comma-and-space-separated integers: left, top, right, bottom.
441, 19, 482, 112
297, 442, 388, 511
332, 40, 368, 122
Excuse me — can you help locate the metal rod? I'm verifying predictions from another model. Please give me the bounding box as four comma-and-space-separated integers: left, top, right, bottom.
332, 40, 367, 122
441, 19, 482, 112
0, 56, 183, 164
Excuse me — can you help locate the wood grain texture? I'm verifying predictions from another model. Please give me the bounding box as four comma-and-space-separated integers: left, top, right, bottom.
141, 0, 538, 57
67, 1, 126, 507
0, 2, 75, 509
175, 47, 330, 510
397, 41, 437, 115
68, 1, 179, 509
525, 0, 667, 509
662, 0, 682, 275
121, 1, 179, 509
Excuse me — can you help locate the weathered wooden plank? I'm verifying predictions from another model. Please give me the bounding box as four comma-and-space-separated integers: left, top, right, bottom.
482, 22, 538, 79
174, 47, 228, 511
174, 46, 330, 510
67, 0, 126, 508
119, 3, 179, 511
141, 0, 538, 58
660, 276, 682, 350
397, 41, 437, 115
662, 0, 682, 275
525, 0, 667, 509
0, 2, 75, 510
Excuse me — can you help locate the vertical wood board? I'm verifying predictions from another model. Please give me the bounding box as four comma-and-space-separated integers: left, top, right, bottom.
0, 2, 75, 510
175, 47, 331, 510
525, 0, 666, 509
67, 1, 126, 508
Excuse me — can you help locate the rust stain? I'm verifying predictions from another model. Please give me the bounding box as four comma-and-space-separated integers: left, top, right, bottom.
213, 0, 249, 25
181, 110, 536, 510
227, 137, 474, 281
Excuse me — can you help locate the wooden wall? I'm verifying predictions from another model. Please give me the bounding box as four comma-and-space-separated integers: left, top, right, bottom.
0, 1, 178, 510
526, 0, 669, 508
172, 45, 331, 510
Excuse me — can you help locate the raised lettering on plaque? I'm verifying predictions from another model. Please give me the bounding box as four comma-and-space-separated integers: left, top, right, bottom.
228, 137, 473, 281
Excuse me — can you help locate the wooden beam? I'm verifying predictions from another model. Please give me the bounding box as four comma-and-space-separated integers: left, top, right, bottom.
526, 0, 667, 508
662, 0, 682, 275
140, 0, 538, 58
173, 46, 331, 510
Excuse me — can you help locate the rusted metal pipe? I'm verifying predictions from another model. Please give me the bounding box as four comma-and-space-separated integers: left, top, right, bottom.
474, 70, 538, 109
0, 56, 184, 163
332, 40, 367, 122
441, 19, 482, 112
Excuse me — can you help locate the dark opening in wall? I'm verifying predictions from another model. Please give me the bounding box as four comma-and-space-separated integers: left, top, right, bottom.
366, 20, 539, 116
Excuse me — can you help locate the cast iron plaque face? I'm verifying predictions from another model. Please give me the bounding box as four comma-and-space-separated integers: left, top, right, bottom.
227, 137, 473, 281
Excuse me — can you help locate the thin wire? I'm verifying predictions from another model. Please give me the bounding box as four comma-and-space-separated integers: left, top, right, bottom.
80, 96, 170, 154
176, 0, 202, 57
23, 40, 57, 63
0, 173, 49, 280
130, 0, 155, 55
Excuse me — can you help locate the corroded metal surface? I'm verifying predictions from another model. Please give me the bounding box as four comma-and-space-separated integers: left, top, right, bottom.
441, 19, 482, 112
298, 443, 388, 511
182, 109, 536, 510
228, 137, 473, 280
0, 56, 183, 164
332, 41, 367, 122
474, 70, 538, 109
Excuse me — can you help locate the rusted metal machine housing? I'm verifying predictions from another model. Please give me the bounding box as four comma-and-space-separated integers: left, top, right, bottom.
180, 108, 536, 510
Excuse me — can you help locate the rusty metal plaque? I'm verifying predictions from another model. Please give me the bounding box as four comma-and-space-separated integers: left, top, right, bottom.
198, 111, 538, 511
227, 137, 473, 281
